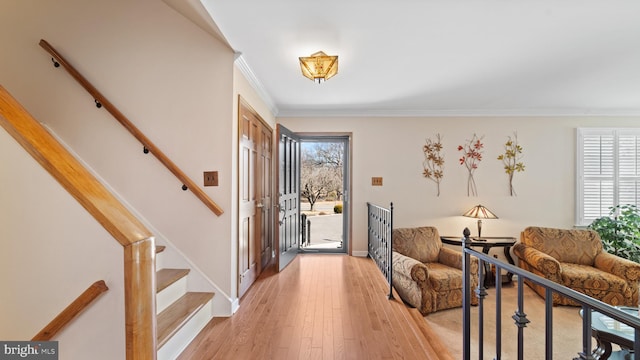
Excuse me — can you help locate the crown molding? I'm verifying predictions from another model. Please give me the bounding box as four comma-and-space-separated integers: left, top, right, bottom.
276, 107, 640, 118
234, 54, 279, 116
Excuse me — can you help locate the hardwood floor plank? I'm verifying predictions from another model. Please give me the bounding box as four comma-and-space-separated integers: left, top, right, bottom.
322, 316, 334, 360
299, 337, 312, 359
177, 254, 451, 359
179, 317, 228, 358
310, 347, 322, 360
331, 308, 346, 360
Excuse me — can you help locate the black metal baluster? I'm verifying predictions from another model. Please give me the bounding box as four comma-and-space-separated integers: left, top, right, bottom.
513, 276, 530, 359
577, 304, 594, 360
495, 265, 502, 360
387, 202, 393, 299
477, 257, 487, 360
462, 227, 472, 360
545, 288, 553, 360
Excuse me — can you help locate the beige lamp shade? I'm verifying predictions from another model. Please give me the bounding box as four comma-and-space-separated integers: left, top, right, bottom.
299, 51, 338, 83
462, 204, 498, 238
462, 204, 498, 220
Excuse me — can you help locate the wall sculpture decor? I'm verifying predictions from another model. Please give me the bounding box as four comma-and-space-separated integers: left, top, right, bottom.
458, 133, 484, 196
497, 132, 525, 196
422, 134, 445, 196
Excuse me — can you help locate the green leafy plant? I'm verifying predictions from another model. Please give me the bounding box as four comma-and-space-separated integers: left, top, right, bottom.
334, 204, 343, 214
588, 204, 640, 262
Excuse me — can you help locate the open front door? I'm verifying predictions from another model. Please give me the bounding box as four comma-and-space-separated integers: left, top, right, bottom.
276, 124, 300, 271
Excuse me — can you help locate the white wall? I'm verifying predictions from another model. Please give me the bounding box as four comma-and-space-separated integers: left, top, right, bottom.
0, 129, 125, 359
0, 0, 236, 304
278, 116, 640, 257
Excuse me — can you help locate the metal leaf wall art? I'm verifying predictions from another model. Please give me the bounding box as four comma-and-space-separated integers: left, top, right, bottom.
422, 134, 445, 196
458, 134, 484, 197
497, 132, 525, 196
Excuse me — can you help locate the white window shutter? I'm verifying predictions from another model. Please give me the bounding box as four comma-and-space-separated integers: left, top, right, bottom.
577, 129, 640, 226
618, 133, 640, 206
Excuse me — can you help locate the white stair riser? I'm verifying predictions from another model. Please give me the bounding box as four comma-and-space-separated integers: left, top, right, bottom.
157, 299, 214, 360
156, 250, 165, 271
157, 276, 187, 314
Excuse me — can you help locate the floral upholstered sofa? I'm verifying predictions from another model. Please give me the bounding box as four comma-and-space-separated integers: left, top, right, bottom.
513, 226, 640, 306
392, 226, 478, 315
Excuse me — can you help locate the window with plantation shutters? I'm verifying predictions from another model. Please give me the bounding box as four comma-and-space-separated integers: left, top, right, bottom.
577, 128, 640, 226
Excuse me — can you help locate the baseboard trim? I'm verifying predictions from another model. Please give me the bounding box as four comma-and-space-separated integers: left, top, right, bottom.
230, 298, 240, 314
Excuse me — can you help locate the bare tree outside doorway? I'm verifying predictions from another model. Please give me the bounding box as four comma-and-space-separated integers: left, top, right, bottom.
300, 140, 346, 251
301, 142, 343, 211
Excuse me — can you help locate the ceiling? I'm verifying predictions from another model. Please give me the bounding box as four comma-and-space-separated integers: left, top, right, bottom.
198, 0, 640, 117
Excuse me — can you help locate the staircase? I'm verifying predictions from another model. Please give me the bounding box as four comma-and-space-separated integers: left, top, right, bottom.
155, 245, 215, 359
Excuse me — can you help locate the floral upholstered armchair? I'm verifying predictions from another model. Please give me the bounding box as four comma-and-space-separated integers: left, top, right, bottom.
392, 226, 478, 315
513, 226, 640, 306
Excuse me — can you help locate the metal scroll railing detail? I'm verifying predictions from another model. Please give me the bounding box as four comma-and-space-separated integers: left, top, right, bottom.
367, 202, 393, 299
461, 228, 640, 360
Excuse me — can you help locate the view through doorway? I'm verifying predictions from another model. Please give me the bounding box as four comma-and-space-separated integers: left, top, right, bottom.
299, 136, 349, 254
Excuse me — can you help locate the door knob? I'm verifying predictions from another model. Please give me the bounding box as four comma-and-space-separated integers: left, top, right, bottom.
256, 203, 264, 208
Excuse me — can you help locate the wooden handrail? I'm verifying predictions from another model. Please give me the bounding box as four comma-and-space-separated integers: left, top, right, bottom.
0, 85, 152, 246
32, 280, 109, 341
0, 85, 157, 359
39, 39, 224, 216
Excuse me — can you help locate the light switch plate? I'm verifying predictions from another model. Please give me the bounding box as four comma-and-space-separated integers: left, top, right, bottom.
204, 171, 218, 186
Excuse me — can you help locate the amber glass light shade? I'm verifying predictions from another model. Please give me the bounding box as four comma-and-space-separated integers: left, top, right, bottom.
299, 51, 338, 83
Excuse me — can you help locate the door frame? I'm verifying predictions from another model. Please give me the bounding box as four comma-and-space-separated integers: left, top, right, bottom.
296, 132, 353, 255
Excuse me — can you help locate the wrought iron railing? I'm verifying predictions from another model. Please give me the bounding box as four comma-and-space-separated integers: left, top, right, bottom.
461, 228, 640, 360
367, 202, 393, 299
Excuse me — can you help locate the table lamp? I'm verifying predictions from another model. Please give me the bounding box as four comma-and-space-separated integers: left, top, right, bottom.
462, 204, 498, 238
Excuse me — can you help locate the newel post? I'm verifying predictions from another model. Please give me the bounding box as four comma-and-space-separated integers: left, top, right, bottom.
124, 238, 157, 360
461, 227, 472, 360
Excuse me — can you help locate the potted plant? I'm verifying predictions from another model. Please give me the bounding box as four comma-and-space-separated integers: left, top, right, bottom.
588, 204, 640, 262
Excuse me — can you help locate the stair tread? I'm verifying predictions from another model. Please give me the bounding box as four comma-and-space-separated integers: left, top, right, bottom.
156, 245, 166, 254
156, 268, 190, 292
157, 292, 215, 348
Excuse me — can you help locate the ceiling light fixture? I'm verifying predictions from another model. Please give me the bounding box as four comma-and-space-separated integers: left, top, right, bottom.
299, 51, 338, 84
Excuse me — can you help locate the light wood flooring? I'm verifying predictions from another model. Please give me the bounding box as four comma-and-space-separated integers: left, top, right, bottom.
178, 254, 452, 359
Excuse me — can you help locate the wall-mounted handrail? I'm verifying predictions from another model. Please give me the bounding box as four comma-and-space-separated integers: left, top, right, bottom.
32, 280, 109, 341
38, 39, 223, 216
0, 85, 157, 359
